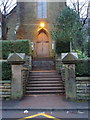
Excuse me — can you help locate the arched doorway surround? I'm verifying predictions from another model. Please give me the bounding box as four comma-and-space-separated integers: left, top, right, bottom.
34, 28, 51, 58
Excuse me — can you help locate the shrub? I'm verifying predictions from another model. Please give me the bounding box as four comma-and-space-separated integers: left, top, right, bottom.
73, 49, 88, 59
55, 41, 70, 54
75, 59, 90, 76
0, 40, 30, 59
1, 60, 12, 80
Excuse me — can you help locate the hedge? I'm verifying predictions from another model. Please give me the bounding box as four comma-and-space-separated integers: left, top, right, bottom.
0, 40, 30, 59
1, 60, 12, 80
55, 41, 70, 54
75, 59, 90, 76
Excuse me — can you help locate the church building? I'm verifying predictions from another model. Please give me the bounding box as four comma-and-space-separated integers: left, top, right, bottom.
7, 1, 66, 58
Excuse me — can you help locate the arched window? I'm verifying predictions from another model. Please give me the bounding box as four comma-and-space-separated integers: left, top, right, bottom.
37, 0, 47, 18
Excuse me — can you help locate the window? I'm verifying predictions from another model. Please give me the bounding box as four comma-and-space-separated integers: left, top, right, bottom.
37, 0, 47, 18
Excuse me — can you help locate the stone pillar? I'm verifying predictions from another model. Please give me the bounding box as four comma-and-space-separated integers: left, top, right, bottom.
62, 53, 77, 100
11, 65, 23, 99
7, 53, 25, 99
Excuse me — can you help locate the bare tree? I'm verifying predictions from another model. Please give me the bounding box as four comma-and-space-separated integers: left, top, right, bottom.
68, 0, 90, 26
0, 0, 16, 40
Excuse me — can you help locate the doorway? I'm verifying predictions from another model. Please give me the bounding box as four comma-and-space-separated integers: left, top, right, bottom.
36, 30, 50, 57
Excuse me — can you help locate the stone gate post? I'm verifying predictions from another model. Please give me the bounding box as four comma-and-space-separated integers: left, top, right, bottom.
62, 53, 77, 100
7, 53, 25, 99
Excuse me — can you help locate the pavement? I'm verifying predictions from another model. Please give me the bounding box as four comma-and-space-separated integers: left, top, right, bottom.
1, 95, 90, 111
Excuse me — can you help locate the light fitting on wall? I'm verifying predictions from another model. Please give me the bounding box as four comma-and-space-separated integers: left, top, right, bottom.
40, 22, 45, 28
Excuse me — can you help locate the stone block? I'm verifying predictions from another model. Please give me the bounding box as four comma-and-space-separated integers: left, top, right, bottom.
64, 64, 76, 100
7, 53, 25, 64
62, 52, 78, 64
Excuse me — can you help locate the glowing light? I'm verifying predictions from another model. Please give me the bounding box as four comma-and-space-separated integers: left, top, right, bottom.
40, 22, 45, 28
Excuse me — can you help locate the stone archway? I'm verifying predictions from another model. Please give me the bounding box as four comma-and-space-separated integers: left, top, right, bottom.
36, 29, 50, 58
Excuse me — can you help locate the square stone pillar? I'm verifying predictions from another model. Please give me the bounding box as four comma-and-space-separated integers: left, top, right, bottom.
64, 64, 76, 99
7, 53, 25, 99
62, 53, 78, 100
11, 65, 23, 99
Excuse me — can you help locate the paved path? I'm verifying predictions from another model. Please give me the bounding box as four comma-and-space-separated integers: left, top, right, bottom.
1, 95, 89, 110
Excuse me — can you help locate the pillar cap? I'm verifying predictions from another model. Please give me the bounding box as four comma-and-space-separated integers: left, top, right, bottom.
7, 53, 25, 65
62, 52, 78, 64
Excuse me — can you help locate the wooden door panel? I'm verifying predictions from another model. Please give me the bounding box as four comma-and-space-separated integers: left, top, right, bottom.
36, 32, 49, 57
43, 42, 49, 57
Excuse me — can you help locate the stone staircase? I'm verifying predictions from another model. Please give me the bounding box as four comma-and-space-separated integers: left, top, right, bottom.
32, 57, 55, 71
26, 58, 65, 95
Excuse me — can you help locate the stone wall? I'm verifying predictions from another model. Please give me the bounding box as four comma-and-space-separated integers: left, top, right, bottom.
21, 68, 29, 96
61, 61, 90, 101
0, 55, 31, 100
0, 68, 29, 100
0, 11, 2, 40
88, 2, 90, 36
0, 81, 11, 100
16, 2, 65, 40
7, 6, 18, 40
76, 77, 90, 100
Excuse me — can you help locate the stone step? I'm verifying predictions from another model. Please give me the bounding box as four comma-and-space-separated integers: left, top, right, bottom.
33, 60, 54, 63
32, 67, 55, 71
29, 77, 61, 81
33, 62, 55, 66
28, 81, 62, 84
29, 75, 60, 78
27, 83, 63, 87
26, 90, 65, 94
33, 57, 54, 61
26, 86, 64, 90
29, 71, 58, 75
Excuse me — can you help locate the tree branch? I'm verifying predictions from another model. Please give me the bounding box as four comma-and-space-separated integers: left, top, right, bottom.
70, 0, 77, 11
79, 0, 88, 12
6, 3, 17, 15
4, 0, 10, 7
6, 0, 13, 9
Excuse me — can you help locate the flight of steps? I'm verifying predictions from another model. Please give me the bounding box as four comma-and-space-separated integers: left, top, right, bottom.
26, 58, 65, 95
26, 71, 65, 95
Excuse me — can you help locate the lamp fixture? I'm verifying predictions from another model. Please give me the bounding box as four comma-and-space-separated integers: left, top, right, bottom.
40, 22, 45, 28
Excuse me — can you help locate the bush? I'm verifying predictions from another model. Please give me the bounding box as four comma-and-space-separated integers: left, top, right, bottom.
0, 40, 30, 59
73, 49, 88, 59
1, 60, 12, 80
75, 59, 90, 76
55, 41, 70, 54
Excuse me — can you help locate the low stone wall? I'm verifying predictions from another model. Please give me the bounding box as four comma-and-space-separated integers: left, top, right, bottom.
0, 67, 29, 100
76, 77, 90, 100
55, 58, 62, 73
1, 55, 32, 100
61, 64, 90, 101
61, 65, 65, 83
0, 81, 11, 100
22, 68, 29, 96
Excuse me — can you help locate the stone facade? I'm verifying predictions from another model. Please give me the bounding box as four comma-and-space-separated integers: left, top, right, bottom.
88, 2, 90, 36
0, 11, 2, 40
7, 6, 18, 40
6, 1, 66, 57
16, 2, 66, 40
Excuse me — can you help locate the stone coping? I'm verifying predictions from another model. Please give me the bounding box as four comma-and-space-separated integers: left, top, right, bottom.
76, 77, 90, 80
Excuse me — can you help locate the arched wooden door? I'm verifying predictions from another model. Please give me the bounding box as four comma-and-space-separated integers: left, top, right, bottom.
36, 32, 49, 57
